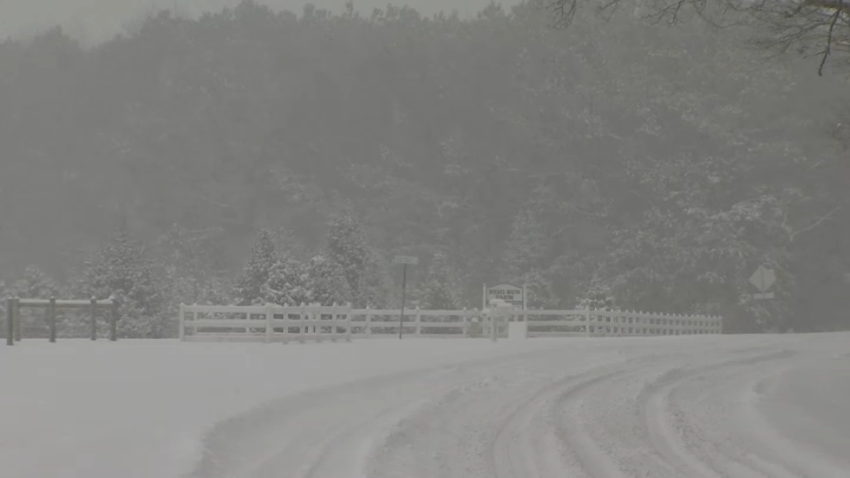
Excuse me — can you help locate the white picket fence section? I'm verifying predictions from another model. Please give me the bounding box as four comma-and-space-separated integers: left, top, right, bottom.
178, 303, 723, 343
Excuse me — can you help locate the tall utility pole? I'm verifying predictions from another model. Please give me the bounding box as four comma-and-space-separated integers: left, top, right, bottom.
393, 255, 418, 339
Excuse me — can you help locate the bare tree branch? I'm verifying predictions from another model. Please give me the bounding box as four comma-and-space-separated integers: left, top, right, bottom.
787, 204, 843, 244
546, 0, 850, 73
818, 0, 843, 74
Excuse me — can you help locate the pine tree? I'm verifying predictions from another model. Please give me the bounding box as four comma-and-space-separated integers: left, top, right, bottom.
501, 185, 555, 278
13, 266, 61, 299
196, 276, 233, 305
234, 229, 279, 305
304, 255, 351, 306
76, 226, 169, 338
420, 252, 458, 310
262, 256, 308, 306
577, 282, 616, 311
155, 224, 223, 304
327, 210, 372, 306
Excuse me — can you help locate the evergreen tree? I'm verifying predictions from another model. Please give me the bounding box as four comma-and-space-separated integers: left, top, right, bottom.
76, 226, 169, 338
155, 224, 224, 304
420, 252, 458, 310
577, 281, 617, 311
327, 210, 372, 306
262, 256, 308, 306
13, 265, 61, 299
304, 255, 351, 306
262, 255, 351, 306
501, 206, 550, 280
196, 276, 233, 306
234, 229, 278, 305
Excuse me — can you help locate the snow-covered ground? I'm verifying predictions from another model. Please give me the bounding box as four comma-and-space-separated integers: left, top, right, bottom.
1, 334, 849, 478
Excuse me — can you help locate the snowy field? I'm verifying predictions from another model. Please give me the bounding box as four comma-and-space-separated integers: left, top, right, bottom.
1, 334, 849, 478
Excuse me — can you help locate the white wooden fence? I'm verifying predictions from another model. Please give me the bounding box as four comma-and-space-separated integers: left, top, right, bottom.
178, 303, 723, 343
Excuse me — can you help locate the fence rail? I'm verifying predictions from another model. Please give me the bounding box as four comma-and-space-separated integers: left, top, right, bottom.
179, 303, 723, 343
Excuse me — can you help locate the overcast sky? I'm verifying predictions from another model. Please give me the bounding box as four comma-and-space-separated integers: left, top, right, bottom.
0, 0, 520, 44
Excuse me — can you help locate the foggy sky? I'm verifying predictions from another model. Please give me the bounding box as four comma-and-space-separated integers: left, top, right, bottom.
0, 0, 520, 44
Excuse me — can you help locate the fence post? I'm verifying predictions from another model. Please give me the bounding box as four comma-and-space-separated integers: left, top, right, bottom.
110, 297, 118, 342
192, 303, 198, 336
6, 298, 13, 346
281, 305, 289, 343
365, 306, 371, 337
299, 303, 306, 344
414, 306, 421, 336
346, 303, 353, 342
13, 297, 21, 342
265, 303, 273, 344
585, 308, 592, 337
48, 297, 57, 343
462, 308, 469, 338
330, 302, 338, 342
89, 297, 97, 341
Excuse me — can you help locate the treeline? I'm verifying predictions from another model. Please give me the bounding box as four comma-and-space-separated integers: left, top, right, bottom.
0, 0, 848, 333
0, 211, 461, 338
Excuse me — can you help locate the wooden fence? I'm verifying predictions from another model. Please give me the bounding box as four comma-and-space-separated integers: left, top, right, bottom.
5, 297, 119, 345
179, 303, 723, 343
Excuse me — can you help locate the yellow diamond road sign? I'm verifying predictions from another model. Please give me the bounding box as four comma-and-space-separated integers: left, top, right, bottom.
749, 266, 776, 293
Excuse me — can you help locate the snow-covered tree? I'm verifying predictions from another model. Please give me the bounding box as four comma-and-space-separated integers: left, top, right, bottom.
234, 229, 278, 305
155, 224, 224, 304
303, 255, 351, 306
75, 226, 169, 338
13, 266, 61, 299
420, 252, 458, 310
263, 255, 351, 306
501, 197, 551, 280
576, 282, 617, 311
262, 257, 308, 306
327, 210, 373, 306
196, 276, 233, 305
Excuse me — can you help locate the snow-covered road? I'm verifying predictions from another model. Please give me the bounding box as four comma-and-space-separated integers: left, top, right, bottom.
2, 334, 849, 478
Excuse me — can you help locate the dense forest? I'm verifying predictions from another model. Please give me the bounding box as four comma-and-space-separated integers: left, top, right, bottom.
0, 0, 848, 336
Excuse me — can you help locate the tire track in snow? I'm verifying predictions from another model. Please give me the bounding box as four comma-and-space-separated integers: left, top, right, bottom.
365, 349, 646, 478
188, 336, 850, 478
637, 349, 798, 478
489, 368, 629, 478
191, 345, 611, 478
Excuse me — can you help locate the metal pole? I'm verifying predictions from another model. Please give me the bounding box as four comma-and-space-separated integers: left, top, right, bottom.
48, 297, 57, 343
399, 263, 408, 339
5, 299, 13, 346
522, 284, 527, 322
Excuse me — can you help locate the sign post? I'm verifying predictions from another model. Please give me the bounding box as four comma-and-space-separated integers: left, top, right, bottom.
749, 265, 776, 300
393, 255, 418, 339
522, 284, 527, 322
